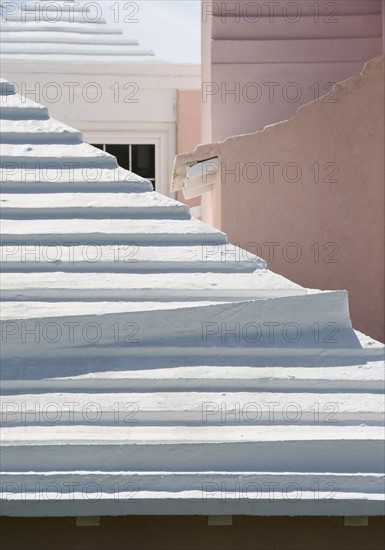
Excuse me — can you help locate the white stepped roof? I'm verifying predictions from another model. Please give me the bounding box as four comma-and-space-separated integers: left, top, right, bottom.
0, 78, 384, 518
0, 0, 159, 62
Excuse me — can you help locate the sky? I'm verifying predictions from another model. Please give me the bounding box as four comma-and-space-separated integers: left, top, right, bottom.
102, 0, 202, 63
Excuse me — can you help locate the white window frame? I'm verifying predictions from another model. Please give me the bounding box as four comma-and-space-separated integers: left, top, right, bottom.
82, 124, 176, 198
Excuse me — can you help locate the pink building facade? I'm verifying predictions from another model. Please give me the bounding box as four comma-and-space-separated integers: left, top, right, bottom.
173, 1, 385, 342
201, 0, 384, 141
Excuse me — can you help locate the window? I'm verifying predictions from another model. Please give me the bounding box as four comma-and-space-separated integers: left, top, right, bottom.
92, 144, 156, 189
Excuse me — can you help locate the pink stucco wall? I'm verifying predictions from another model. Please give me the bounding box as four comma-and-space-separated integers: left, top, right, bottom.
202, 0, 384, 141
177, 90, 202, 155
215, 56, 384, 342
176, 90, 202, 208
193, 1, 385, 339
174, 3, 384, 339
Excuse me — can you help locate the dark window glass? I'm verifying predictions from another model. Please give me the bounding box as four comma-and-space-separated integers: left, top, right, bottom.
90, 143, 156, 190
105, 144, 129, 171
132, 145, 155, 181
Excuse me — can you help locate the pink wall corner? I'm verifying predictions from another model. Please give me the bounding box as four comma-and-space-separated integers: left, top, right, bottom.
218, 56, 385, 342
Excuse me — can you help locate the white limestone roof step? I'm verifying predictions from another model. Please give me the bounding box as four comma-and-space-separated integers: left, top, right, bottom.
4, 345, 377, 364
0, 168, 153, 191
0, 78, 15, 95
4, 13, 107, 24
0, 93, 48, 120
2, 491, 384, 518
2, 426, 383, 476
2, 391, 383, 426
2, 424, 382, 444
0, 290, 347, 322
0, 118, 83, 144
1, 218, 228, 245
0, 22, 122, 34
9, 0, 90, 9
0, 245, 265, 273
2, 294, 375, 363
20, 1, 93, 11
0, 272, 302, 300
2, 471, 383, 495
0, 143, 118, 168
0, 192, 190, 219
0, 299, 229, 319
1, 191, 185, 209
5, 363, 381, 390
0, 0, 157, 59
1, 31, 140, 45
9, 0, 87, 8
2, 53, 158, 63
1, 43, 155, 56
3, 362, 382, 394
